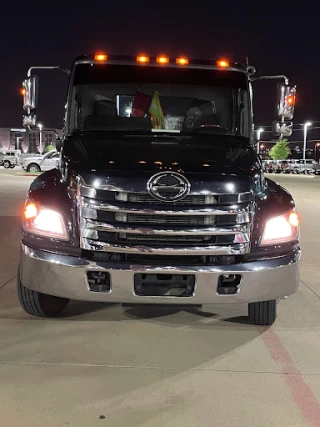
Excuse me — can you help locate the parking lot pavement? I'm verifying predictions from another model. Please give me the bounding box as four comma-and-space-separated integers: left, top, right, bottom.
0, 171, 319, 427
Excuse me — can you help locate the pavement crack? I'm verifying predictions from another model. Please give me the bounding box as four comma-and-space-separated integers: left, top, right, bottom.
300, 278, 320, 299
0, 361, 319, 376
0, 275, 17, 291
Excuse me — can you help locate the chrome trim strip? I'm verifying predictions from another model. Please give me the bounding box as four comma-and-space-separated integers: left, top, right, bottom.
81, 238, 248, 255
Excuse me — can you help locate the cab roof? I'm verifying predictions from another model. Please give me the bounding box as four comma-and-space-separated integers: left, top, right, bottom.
73, 54, 248, 73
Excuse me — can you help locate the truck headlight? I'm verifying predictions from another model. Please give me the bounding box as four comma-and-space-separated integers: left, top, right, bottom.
22, 202, 69, 240
260, 211, 299, 246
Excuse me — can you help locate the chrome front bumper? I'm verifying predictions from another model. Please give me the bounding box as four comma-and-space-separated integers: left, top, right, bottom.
20, 243, 301, 304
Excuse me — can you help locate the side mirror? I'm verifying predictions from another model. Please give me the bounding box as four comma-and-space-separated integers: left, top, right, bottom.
22, 76, 38, 111
272, 120, 293, 137
276, 84, 296, 120
23, 113, 37, 128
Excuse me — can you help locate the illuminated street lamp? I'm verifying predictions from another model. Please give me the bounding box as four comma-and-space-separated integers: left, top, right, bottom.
256, 128, 264, 154
303, 122, 312, 162
38, 123, 43, 154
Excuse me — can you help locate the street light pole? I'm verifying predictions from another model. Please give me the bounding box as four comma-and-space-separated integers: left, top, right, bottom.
303, 122, 311, 162
315, 143, 320, 161
38, 123, 43, 154
16, 136, 21, 150
257, 128, 264, 154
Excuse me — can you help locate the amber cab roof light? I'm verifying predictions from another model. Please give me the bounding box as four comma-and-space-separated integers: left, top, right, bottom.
137, 55, 150, 63
156, 56, 169, 64
94, 53, 108, 61
217, 59, 229, 68
176, 57, 189, 65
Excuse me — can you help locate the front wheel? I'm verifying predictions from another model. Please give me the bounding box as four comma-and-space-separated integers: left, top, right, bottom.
248, 300, 277, 325
27, 163, 41, 173
3, 160, 10, 169
17, 272, 69, 317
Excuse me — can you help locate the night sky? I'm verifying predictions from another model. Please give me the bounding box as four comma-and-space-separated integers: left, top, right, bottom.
1, 2, 318, 144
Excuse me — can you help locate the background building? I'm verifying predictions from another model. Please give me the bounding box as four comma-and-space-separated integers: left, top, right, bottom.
0, 128, 63, 153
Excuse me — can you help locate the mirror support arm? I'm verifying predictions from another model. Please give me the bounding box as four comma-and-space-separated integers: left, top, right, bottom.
27, 66, 70, 77
251, 75, 289, 85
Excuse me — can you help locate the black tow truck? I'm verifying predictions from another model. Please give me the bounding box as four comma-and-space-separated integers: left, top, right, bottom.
18, 53, 300, 325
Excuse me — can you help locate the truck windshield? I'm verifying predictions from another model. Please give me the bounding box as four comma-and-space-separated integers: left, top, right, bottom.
68, 64, 250, 138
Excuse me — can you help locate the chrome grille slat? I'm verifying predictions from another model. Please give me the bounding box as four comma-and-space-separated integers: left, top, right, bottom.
79, 185, 253, 205
81, 199, 250, 216
80, 206, 251, 225
125, 214, 210, 225
81, 239, 247, 256
128, 193, 208, 204
83, 219, 250, 236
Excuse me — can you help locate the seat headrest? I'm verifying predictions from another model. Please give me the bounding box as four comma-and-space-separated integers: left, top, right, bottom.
94, 100, 116, 115
186, 100, 216, 116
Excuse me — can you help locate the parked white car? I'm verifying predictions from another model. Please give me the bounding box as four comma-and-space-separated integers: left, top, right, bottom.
0, 149, 22, 168
22, 151, 59, 173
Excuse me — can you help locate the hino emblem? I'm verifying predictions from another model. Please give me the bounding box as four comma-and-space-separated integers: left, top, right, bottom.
147, 172, 191, 202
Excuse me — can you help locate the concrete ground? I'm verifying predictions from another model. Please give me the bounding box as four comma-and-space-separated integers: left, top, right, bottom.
0, 169, 319, 427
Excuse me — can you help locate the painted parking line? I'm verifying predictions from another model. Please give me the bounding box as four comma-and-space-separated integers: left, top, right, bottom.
261, 326, 320, 426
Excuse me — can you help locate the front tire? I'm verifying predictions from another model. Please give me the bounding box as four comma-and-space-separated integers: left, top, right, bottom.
27, 163, 41, 173
17, 272, 69, 317
3, 160, 10, 168
248, 300, 277, 325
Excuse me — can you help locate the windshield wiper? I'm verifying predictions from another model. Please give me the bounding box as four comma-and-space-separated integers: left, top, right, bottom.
124, 133, 192, 142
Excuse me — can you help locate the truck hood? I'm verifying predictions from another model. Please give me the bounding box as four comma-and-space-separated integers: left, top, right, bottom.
63, 133, 261, 177
24, 156, 42, 163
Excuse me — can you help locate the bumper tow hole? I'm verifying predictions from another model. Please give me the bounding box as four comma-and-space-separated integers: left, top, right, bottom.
217, 274, 241, 295
87, 271, 111, 293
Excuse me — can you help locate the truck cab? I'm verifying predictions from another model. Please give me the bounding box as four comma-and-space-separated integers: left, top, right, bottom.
17, 54, 300, 325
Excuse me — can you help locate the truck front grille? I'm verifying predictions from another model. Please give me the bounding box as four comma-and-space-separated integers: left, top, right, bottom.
78, 186, 254, 257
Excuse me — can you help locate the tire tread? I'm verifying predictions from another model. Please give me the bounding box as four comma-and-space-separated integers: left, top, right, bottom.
248, 300, 277, 326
